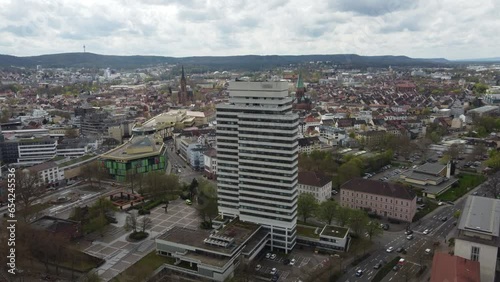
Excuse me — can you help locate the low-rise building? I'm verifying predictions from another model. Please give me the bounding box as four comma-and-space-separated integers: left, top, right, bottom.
26, 161, 64, 186
340, 178, 417, 222
296, 224, 350, 252
319, 126, 346, 146
454, 196, 500, 282
298, 171, 332, 202
399, 162, 457, 199
298, 137, 321, 154
155, 219, 269, 282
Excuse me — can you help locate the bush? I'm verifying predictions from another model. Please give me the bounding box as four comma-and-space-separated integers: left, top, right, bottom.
129, 231, 149, 241
133, 199, 164, 212
138, 209, 151, 215
200, 221, 212, 229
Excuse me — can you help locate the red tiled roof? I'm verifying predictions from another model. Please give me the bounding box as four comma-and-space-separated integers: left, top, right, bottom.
430, 252, 480, 282
341, 178, 416, 200
298, 171, 331, 187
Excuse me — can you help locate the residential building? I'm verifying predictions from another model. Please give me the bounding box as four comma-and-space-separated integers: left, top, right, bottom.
298, 171, 332, 202
298, 137, 321, 154
100, 135, 166, 181
455, 196, 500, 282
216, 81, 299, 253
319, 126, 346, 146
203, 148, 217, 179
155, 219, 269, 281
340, 178, 417, 222
430, 252, 480, 282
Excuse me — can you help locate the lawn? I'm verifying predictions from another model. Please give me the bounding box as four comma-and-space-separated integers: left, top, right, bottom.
413, 201, 438, 222
111, 251, 174, 282
438, 174, 486, 202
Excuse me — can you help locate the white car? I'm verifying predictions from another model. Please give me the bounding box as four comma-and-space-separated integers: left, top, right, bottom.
255, 264, 262, 271
270, 268, 277, 275
386, 247, 394, 253
438, 201, 444, 206
290, 258, 296, 266
270, 254, 277, 260
423, 229, 430, 235
265, 253, 271, 259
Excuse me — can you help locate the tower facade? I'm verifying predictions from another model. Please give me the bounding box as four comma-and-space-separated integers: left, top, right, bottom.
179, 66, 188, 105
216, 81, 299, 253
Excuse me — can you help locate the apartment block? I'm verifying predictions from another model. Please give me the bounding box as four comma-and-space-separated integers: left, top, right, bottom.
297, 171, 332, 202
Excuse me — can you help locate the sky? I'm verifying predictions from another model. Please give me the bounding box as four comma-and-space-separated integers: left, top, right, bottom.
0, 0, 499, 60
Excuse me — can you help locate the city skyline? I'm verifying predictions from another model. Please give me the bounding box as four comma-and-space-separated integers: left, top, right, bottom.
1, 0, 499, 60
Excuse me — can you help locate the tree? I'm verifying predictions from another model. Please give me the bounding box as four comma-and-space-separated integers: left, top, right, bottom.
298, 193, 318, 223
453, 210, 461, 219
140, 216, 153, 233
483, 172, 500, 198
317, 200, 338, 225
125, 212, 138, 233
338, 161, 361, 185
348, 209, 370, 236
335, 206, 351, 227
197, 179, 218, 225
16, 169, 42, 221
365, 221, 383, 241
189, 178, 199, 199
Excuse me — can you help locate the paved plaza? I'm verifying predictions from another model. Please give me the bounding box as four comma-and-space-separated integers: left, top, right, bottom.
83, 199, 200, 281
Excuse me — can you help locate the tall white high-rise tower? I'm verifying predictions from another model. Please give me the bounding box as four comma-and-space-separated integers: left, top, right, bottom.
216, 81, 299, 253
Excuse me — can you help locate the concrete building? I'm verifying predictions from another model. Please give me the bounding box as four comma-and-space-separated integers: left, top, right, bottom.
340, 178, 417, 222
296, 225, 350, 252
455, 196, 500, 282
17, 137, 58, 166
216, 81, 299, 253
100, 135, 166, 181
298, 137, 321, 154
318, 126, 346, 146
298, 171, 332, 202
399, 162, 456, 199
203, 148, 217, 179
26, 161, 64, 187
155, 219, 269, 281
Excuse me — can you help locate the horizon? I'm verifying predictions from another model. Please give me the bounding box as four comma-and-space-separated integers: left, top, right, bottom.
1, 0, 499, 60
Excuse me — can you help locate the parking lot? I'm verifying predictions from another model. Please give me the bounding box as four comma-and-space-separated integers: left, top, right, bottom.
254, 249, 329, 281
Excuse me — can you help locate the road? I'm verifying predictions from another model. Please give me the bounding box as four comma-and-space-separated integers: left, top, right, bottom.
164, 141, 204, 184
340, 178, 491, 282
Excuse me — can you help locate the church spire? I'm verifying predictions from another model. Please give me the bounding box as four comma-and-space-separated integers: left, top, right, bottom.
296, 73, 304, 89
181, 65, 185, 79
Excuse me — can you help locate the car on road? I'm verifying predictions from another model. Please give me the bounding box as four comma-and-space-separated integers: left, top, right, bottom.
255, 264, 261, 271
265, 253, 271, 259
392, 265, 399, 272
270, 254, 277, 260
290, 258, 296, 266
473, 191, 478, 195
406, 234, 414, 240
423, 229, 430, 235
373, 262, 382, 269
355, 269, 363, 277
396, 247, 405, 253
442, 216, 448, 222
270, 268, 277, 275
283, 259, 290, 265
386, 247, 394, 253
405, 230, 413, 235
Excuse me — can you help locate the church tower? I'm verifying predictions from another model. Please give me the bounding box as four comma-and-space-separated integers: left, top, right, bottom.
295, 73, 305, 103
179, 66, 188, 105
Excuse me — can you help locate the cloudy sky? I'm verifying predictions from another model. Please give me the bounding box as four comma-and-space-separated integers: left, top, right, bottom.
0, 0, 499, 59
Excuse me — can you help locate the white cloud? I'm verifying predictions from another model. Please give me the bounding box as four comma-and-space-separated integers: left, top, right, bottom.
0, 0, 498, 59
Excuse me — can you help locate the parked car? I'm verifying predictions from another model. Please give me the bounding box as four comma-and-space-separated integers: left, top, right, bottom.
405, 230, 413, 235
185, 199, 192, 205
423, 229, 430, 235
473, 191, 478, 195
265, 253, 271, 259
270, 254, 277, 260
270, 268, 277, 275
392, 265, 399, 272
255, 264, 262, 271
382, 224, 390, 230
406, 234, 414, 240
438, 201, 444, 206
386, 247, 394, 253
290, 258, 296, 266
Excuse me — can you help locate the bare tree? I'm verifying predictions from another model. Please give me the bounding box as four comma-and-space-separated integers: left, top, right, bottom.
125, 212, 138, 233
484, 172, 500, 198
16, 169, 42, 221
140, 216, 153, 233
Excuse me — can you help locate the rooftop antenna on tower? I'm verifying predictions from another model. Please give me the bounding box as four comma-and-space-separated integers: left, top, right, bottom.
83, 45, 86, 53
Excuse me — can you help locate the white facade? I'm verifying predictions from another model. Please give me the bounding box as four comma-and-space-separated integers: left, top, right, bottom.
455, 239, 498, 282
216, 81, 299, 253
56, 146, 89, 158
298, 182, 332, 202
203, 152, 217, 177
17, 139, 57, 166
